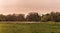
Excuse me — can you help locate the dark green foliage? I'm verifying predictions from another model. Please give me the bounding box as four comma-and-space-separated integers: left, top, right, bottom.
17, 14, 25, 21
0, 12, 60, 22
41, 12, 60, 22
6, 14, 17, 21
49, 12, 60, 22
26, 12, 41, 22
41, 14, 51, 22
0, 14, 6, 21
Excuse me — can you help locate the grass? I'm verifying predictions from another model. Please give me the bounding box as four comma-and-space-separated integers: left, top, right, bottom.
0, 22, 60, 33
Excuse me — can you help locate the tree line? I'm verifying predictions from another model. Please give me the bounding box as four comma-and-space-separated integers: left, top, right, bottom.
0, 12, 60, 22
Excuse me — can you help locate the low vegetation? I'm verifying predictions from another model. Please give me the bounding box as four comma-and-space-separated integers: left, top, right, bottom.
0, 22, 60, 33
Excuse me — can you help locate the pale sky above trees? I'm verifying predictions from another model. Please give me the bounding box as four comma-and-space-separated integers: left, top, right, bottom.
0, 0, 60, 15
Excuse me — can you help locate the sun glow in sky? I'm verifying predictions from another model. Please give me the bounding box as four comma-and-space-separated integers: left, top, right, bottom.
0, 0, 60, 15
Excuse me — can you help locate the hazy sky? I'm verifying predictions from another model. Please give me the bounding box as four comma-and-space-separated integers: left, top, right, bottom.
0, 0, 60, 15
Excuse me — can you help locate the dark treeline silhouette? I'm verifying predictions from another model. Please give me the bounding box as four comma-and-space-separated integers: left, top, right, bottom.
26, 12, 41, 22
0, 12, 60, 22
41, 12, 60, 22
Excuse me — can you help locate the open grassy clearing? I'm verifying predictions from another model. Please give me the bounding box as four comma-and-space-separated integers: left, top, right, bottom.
0, 22, 60, 33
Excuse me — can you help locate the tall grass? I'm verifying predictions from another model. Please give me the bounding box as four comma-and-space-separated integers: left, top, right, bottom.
0, 22, 60, 33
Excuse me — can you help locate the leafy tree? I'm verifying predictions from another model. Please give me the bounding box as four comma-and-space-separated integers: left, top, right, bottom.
26, 12, 41, 22
0, 14, 6, 21
41, 14, 51, 22
17, 14, 25, 21
6, 14, 17, 21
50, 12, 60, 22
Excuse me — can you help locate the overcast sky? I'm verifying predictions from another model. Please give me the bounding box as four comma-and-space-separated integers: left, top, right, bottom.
0, 0, 60, 15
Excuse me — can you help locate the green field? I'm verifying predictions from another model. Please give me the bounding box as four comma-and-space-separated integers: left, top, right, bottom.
0, 22, 60, 33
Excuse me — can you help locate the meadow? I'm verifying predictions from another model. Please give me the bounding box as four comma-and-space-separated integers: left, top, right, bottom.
0, 22, 60, 33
